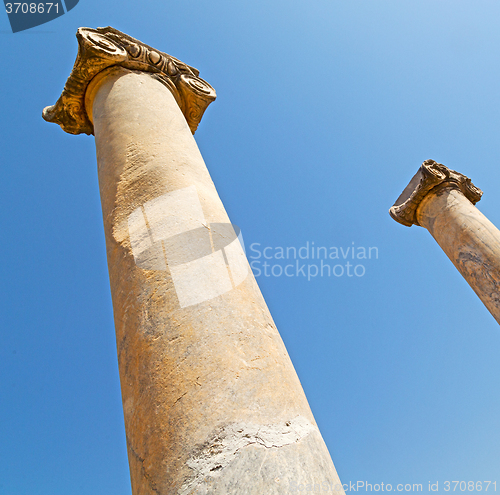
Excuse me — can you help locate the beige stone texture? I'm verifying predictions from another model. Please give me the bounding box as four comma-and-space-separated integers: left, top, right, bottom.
43, 27, 345, 494
417, 186, 500, 323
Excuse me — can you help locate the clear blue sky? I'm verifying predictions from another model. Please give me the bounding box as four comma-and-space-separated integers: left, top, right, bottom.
1, 1, 500, 493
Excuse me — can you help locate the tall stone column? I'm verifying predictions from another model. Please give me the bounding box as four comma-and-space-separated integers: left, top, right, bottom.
390, 159, 500, 324
43, 27, 345, 494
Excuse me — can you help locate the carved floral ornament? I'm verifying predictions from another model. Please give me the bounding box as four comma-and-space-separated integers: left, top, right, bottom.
390, 159, 483, 227
42, 27, 216, 135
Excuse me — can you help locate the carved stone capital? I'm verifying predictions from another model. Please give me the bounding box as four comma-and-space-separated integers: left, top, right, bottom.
42, 27, 216, 135
389, 159, 483, 227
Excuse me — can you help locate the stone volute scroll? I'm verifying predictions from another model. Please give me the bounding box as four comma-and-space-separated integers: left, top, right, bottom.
389, 159, 483, 227
42, 26, 216, 135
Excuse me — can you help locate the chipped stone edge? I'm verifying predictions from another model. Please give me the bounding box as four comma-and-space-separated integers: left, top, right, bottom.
179, 415, 317, 494
389, 159, 483, 227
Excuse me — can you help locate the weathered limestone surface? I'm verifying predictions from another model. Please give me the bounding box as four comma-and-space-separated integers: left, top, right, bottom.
390, 159, 500, 324
43, 28, 344, 494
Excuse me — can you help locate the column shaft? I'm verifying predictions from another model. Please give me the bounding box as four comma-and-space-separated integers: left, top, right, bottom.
417, 186, 500, 323
90, 66, 342, 494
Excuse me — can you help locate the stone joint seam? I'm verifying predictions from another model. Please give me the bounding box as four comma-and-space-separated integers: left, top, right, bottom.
179, 415, 317, 494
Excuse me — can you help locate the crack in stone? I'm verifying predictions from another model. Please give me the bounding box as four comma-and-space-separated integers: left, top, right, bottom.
178, 415, 316, 494
127, 439, 161, 495
172, 391, 188, 407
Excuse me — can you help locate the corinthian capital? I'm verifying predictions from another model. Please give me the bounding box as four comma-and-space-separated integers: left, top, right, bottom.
389, 159, 483, 227
42, 27, 216, 135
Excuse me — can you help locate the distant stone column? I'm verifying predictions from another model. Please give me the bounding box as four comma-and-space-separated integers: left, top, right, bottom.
43, 27, 345, 495
390, 159, 500, 324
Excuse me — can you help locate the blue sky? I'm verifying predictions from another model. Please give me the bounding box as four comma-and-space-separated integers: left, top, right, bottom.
1, 1, 500, 493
